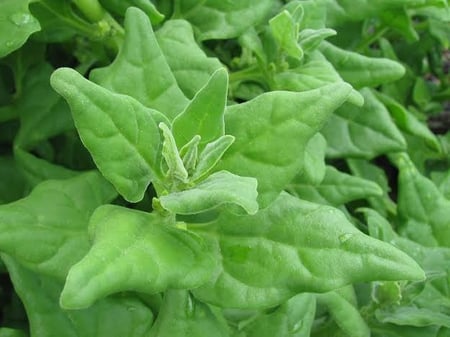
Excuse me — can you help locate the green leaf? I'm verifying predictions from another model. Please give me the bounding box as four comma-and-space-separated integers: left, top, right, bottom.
319, 41, 406, 88
0, 328, 27, 337
2, 255, 153, 337
317, 291, 370, 337
301, 133, 327, 185
192, 192, 424, 309
269, 9, 303, 60
375, 306, 450, 328
323, 88, 406, 159
172, 68, 228, 148
241, 293, 316, 337
395, 154, 450, 247
0, 156, 26, 204
287, 165, 383, 206
159, 123, 188, 183
99, 0, 165, 24
61, 205, 218, 309
0, 171, 117, 280
180, 0, 274, 40
180, 135, 201, 174
159, 170, 258, 215
51, 67, 166, 203
89, 7, 189, 119
192, 135, 235, 181
148, 290, 230, 337
217, 83, 353, 207
155, 19, 223, 98
298, 28, 337, 53
0, 0, 40, 57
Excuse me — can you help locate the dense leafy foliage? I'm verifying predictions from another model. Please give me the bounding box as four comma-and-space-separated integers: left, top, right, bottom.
0, 1, 449, 336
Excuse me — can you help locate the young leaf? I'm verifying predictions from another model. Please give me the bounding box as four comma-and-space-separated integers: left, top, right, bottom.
159, 123, 188, 183
155, 19, 223, 98
51, 67, 166, 202
269, 9, 304, 60
287, 165, 383, 206
0, 171, 116, 280
396, 154, 450, 247
319, 41, 406, 88
323, 88, 406, 159
2, 255, 153, 337
148, 290, 230, 337
99, 0, 165, 24
192, 135, 235, 181
217, 83, 353, 207
89, 7, 189, 119
159, 170, 258, 215
0, 0, 40, 57
298, 28, 337, 53
60, 205, 218, 309
172, 68, 228, 148
192, 192, 424, 309
180, 135, 201, 174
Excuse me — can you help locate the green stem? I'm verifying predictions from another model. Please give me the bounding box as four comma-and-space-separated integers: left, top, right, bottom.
72, 0, 105, 23
356, 27, 389, 52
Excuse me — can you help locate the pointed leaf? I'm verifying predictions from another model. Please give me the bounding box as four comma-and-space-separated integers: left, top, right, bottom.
288, 165, 383, 206
193, 192, 424, 309
320, 41, 406, 88
180, 135, 201, 174
2, 255, 153, 337
269, 10, 303, 60
156, 20, 223, 98
148, 290, 230, 337
89, 7, 188, 119
159, 123, 188, 182
61, 205, 218, 309
298, 28, 337, 52
0, 172, 116, 280
172, 68, 228, 148
0, 0, 40, 57
51, 67, 167, 202
159, 170, 258, 215
217, 83, 353, 207
323, 88, 406, 159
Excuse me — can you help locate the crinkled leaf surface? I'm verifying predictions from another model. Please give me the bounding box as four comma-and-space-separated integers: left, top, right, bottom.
323, 88, 406, 158
148, 290, 230, 337
0, 171, 116, 280
89, 7, 188, 119
396, 155, 450, 247
192, 192, 424, 309
2, 255, 153, 337
287, 165, 383, 206
0, 0, 40, 57
319, 41, 405, 88
159, 170, 258, 215
51, 67, 166, 203
61, 205, 218, 309
156, 19, 223, 98
181, 0, 274, 40
217, 83, 353, 207
172, 68, 227, 148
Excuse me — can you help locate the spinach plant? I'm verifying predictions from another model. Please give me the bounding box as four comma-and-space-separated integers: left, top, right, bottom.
0, 1, 449, 336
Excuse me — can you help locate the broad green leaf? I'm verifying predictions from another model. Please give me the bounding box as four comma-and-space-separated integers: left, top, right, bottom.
241, 293, 316, 337
323, 88, 406, 159
396, 154, 450, 247
301, 133, 327, 185
0, 156, 26, 204
156, 19, 223, 98
0, 171, 116, 280
13, 63, 73, 149
172, 68, 228, 148
192, 192, 424, 309
159, 171, 258, 215
181, 0, 274, 40
380, 7, 419, 42
317, 291, 370, 337
193, 135, 235, 181
375, 306, 450, 328
148, 290, 230, 337
61, 205, 218, 309
269, 9, 303, 60
319, 41, 406, 88
217, 83, 353, 207
51, 67, 166, 203
0, 0, 40, 57
287, 165, 383, 206
159, 123, 188, 183
0, 328, 27, 337
89, 7, 188, 119
99, 0, 165, 24
273, 51, 364, 106
2, 255, 153, 337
